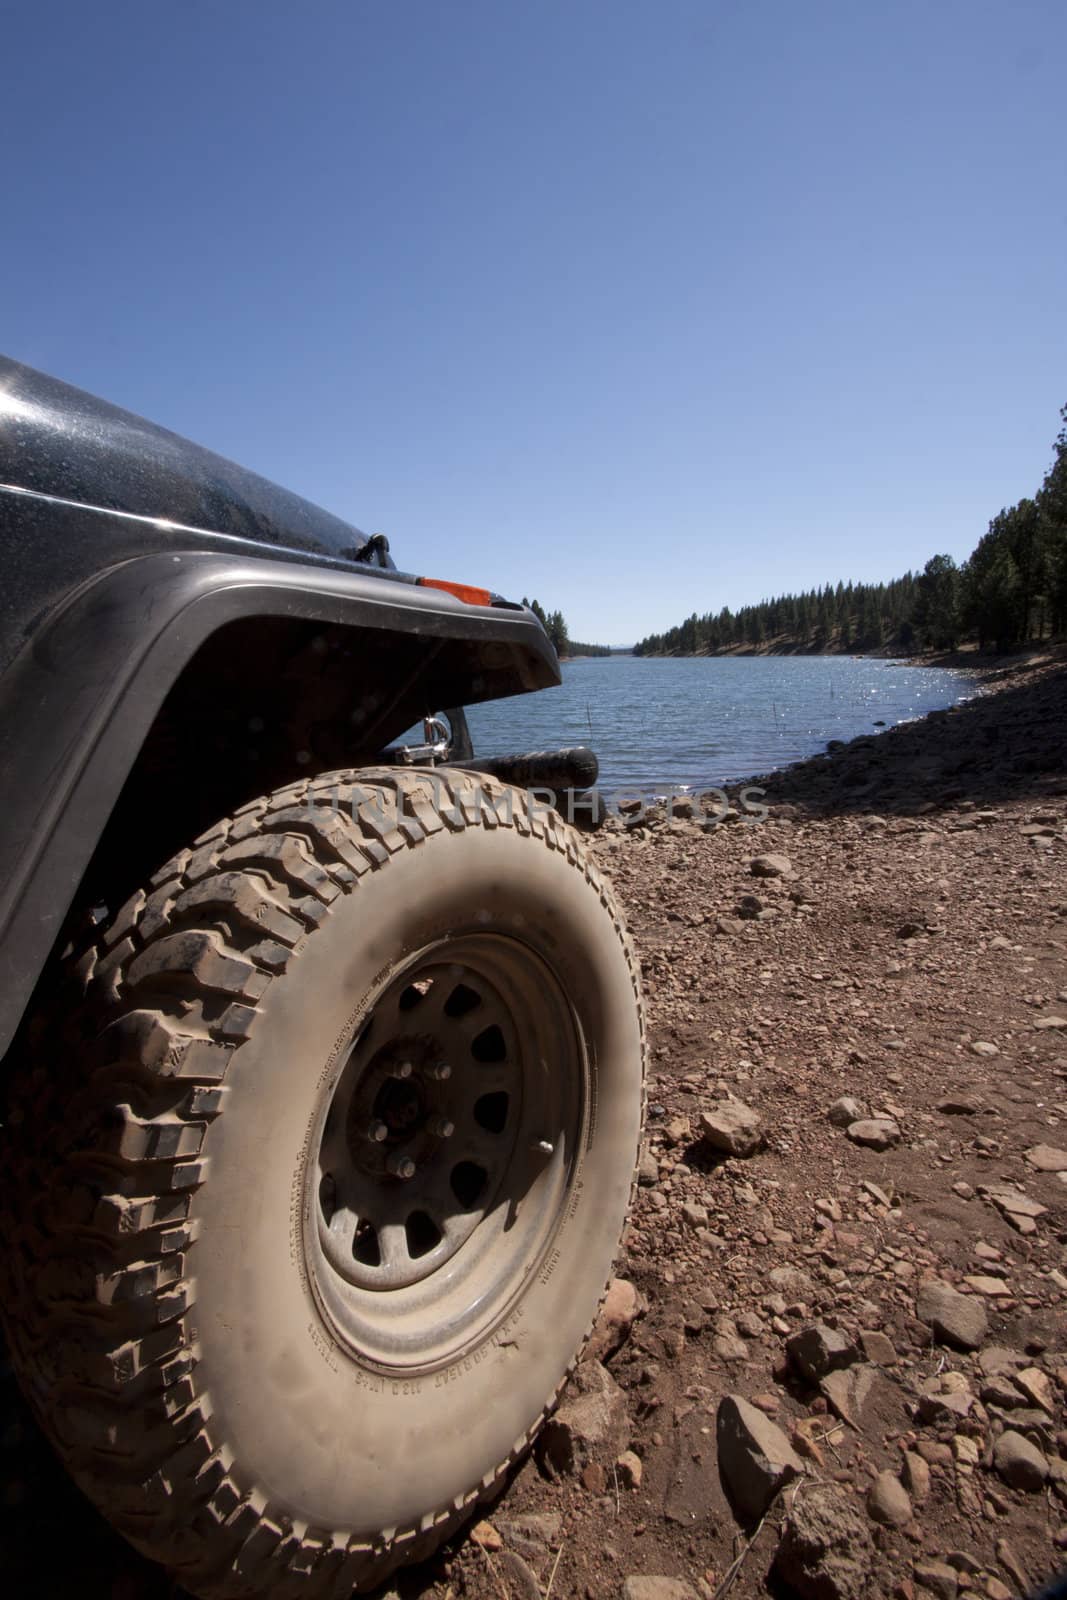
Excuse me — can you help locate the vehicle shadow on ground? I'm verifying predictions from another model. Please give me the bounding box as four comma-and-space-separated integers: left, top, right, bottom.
0, 1364, 177, 1598
0, 1359, 472, 1599
753, 654, 1067, 819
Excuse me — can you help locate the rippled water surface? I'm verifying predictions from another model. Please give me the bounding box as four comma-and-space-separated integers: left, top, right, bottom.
460, 655, 979, 792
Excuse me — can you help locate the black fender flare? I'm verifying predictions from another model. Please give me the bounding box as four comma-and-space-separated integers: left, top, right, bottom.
0, 549, 557, 1058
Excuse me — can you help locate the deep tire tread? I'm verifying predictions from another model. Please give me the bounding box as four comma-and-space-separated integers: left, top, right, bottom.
1, 767, 645, 1599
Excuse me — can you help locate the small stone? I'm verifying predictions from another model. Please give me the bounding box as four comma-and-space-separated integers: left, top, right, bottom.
717, 1393, 805, 1519
938, 1094, 983, 1115
917, 1386, 974, 1426
681, 1200, 709, 1227
980, 1376, 1025, 1409
915, 1280, 988, 1350
750, 852, 793, 878
994, 1539, 1030, 1594
713, 1333, 749, 1362
868, 1471, 912, 1527
1014, 1367, 1055, 1414
698, 1101, 763, 1157
774, 1483, 874, 1600
859, 1329, 898, 1366
538, 1359, 628, 1477
616, 1449, 643, 1489
978, 1345, 1026, 1378
1025, 1144, 1067, 1173
637, 1149, 659, 1185
916, 1440, 953, 1466
993, 1430, 1048, 1491
1034, 1015, 1067, 1030
913, 1562, 959, 1600
622, 1580, 698, 1600
681, 1301, 709, 1335
787, 1323, 859, 1384
471, 1520, 503, 1551
984, 1184, 1048, 1234
963, 1275, 1012, 1297
768, 1264, 817, 1297
970, 1041, 999, 1057
495, 1512, 562, 1557
902, 1452, 931, 1503
828, 1096, 867, 1128
984, 1582, 1011, 1600
791, 1416, 827, 1467
581, 1461, 607, 1493
495, 1552, 542, 1600
820, 1364, 880, 1428
586, 1278, 641, 1363
847, 1118, 901, 1151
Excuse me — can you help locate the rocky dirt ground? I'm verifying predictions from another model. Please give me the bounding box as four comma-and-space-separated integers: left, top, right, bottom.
2, 651, 1066, 1600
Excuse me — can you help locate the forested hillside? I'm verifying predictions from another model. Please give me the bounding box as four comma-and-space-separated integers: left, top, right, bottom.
522, 599, 612, 657
635, 402, 1067, 657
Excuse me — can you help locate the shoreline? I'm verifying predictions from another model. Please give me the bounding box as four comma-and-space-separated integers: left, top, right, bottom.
427, 634, 1067, 1600
630, 640, 1066, 670
653, 643, 1067, 820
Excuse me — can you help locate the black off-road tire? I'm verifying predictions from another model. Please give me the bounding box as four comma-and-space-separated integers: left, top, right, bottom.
0, 767, 645, 1599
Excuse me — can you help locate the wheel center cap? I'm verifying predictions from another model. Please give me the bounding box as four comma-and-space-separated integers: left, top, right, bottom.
375, 1076, 423, 1135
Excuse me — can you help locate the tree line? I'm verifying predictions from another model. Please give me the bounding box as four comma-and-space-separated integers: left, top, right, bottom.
634, 401, 1067, 657
522, 599, 612, 658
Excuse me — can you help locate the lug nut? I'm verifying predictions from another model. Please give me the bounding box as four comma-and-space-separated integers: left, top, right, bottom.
429, 1116, 455, 1139
366, 1120, 389, 1143
393, 1060, 413, 1080
427, 1061, 452, 1081
386, 1152, 416, 1179
535, 1139, 555, 1155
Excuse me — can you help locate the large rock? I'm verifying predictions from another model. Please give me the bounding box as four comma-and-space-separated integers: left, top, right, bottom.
915, 1280, 988, 1350
538, 1359, 628, 1477
699, 1101, 763, 1158
585, 1278, 641, 1363
716, 1394, 804, 1520
774, 1483, 874, 1600
993, 1430, 1048, 1492
787, 1323, 859, 1385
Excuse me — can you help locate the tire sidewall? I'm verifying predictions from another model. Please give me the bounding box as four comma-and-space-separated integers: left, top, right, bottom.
189, 813, 642, 1532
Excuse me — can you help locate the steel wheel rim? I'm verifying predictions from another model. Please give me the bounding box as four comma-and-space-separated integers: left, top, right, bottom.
303, 932, 586, 1371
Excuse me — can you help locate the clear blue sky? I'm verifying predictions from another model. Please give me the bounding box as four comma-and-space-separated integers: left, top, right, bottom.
4, 0, 1064, 645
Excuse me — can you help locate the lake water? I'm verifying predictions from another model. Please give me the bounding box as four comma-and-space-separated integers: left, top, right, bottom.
461, 655, 980, 793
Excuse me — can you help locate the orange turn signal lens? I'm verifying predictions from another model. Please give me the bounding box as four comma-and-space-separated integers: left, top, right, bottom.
417, 577, 493, 606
